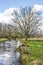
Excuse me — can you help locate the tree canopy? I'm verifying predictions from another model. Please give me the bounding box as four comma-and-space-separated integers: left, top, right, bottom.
12, 7, 42, 39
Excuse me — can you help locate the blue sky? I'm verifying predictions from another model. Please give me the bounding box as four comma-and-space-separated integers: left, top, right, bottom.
0, 0, 43, 12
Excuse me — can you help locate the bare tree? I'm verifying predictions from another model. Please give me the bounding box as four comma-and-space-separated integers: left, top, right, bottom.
11, 7, 42, 40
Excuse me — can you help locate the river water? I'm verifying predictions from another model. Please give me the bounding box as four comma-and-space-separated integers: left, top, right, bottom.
0, 40, 21, 65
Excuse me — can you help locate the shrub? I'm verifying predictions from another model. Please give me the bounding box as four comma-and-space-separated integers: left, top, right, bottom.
21, 55, 28, 65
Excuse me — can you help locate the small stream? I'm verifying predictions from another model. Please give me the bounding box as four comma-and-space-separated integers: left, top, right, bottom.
0, 40, 21, 65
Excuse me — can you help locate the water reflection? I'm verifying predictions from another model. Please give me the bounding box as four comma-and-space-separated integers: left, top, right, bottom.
0, 40, 21, 65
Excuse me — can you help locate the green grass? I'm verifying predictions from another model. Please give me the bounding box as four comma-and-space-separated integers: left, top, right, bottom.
19, 40, 43, 65
0, 38, 8, 43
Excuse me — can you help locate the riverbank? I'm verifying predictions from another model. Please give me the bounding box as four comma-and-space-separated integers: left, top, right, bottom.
18, 40, 43, 65
0, 38, 8, 43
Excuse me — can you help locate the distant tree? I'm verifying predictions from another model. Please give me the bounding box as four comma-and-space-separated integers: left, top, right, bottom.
12, 7, 42, 40
0, 23, 2, 37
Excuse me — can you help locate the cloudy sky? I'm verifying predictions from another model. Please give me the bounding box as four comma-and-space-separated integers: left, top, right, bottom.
0, 0, 43, 26
0, 0, 43, 12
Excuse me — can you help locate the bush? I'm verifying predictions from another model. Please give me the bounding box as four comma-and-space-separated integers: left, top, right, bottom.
21, 55, 28, 65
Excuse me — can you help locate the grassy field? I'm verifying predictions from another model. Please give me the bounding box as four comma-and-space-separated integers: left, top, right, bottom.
0, 38, 8, 43
18, 40, 43, 65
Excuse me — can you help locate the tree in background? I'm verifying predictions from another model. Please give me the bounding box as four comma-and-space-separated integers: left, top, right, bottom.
12, 7, 42, 40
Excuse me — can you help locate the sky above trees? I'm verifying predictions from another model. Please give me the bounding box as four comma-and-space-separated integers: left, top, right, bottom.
0, 0, 43, 12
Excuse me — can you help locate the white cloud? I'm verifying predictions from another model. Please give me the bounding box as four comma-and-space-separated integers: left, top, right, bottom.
32, 4, 43, 12
0, 7, 20, 24
4, 7, 20, 16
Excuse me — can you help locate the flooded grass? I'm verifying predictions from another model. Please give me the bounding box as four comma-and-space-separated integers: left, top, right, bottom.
0, 40, 21, 65
0, 38, 8, 43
